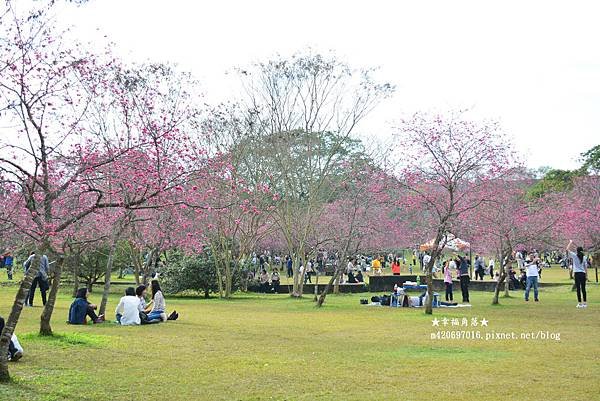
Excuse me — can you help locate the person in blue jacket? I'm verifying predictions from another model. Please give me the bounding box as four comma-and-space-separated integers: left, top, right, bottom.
68, 288, 105, 324
3, 252, 14, 280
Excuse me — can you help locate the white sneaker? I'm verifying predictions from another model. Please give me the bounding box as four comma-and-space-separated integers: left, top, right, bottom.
576, 303, 583, 308
582, 303, 588, 308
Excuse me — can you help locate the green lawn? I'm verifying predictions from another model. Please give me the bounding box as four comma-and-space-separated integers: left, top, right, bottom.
0, 280, 599, 400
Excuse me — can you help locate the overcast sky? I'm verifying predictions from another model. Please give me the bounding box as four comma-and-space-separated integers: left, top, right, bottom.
54, 0, 599, 170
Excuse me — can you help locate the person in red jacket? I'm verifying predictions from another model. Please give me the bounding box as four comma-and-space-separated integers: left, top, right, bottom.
391, 258, 401, 275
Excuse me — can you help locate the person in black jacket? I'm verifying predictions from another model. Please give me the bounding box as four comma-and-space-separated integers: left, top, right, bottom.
455, 254, 470, 303
347, 270, 358, 283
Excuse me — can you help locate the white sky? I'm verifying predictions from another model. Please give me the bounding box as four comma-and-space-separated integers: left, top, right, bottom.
53, 0, 599, 170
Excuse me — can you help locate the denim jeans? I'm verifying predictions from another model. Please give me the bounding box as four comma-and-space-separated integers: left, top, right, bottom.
147, 310, 164, 322
525, 276, 539, 301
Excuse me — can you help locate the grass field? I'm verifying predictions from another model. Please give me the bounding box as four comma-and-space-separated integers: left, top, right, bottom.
0, 276, 599, 401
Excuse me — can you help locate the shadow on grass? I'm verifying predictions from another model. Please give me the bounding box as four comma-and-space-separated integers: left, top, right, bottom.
20, 332, 109, 348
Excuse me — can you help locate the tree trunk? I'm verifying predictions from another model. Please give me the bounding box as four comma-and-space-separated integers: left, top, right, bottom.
292, 254, 301, 297
99, 237, 118, 316
317, 267, 342, 307
72, 252, 81, 298
492, 268, 506, 305
40, 257, 64, 336
493, 250, 511, 304
224, 255, 232, 298
214, 257, 224, 298
129, 245, 142, 286
333, 258, 341, 295
424, 231, 445, 315
425, 266, 434, 314
0, 254, 40, 382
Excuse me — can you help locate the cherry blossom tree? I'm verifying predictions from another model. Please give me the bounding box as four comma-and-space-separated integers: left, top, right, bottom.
0, 4, 208, 379
457, 172, 560, 304
315, 162, 399, 306
393, 111, 515, 314
237, 52, 393, 297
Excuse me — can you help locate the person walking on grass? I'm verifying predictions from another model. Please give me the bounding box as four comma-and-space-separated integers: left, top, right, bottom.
524, 256, 540, 302
566, 240, 588, 308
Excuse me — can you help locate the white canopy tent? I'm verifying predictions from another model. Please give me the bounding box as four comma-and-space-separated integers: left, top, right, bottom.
419, 233, 470, 252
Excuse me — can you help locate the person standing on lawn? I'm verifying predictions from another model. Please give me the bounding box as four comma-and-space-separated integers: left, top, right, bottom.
474, 255, 485, 280
24, 252, 50, 307
566, 240, 588, 308
422, 252, 431, 274
3, 252, 14, 280
456, 253, 470, 303
391, 258, 401, 275
443, 260, 453, 301
488, 258, 495, 280
524, 256, 540, 302
286, 256, 293, 278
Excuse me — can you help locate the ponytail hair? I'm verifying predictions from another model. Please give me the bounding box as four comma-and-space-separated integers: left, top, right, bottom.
576, 247, 584, 264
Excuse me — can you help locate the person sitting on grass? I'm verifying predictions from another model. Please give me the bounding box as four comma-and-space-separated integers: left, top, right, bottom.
115, 287, 141, 325
0, 316, 24, 361
68, 288, 105, 324
136, 285, 157, 324
145, 280, 178, 322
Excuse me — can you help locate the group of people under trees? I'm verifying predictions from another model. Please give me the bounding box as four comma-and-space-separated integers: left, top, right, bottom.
68, 279, 179, 326
1, 240, 592, 365
3, 279, 180, 364
442, 241, 591, 307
